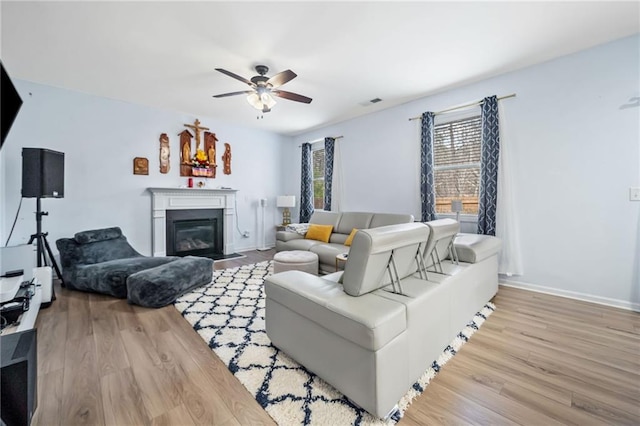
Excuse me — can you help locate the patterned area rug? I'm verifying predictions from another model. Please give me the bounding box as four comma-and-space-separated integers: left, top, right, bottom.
175, 261, 495, 425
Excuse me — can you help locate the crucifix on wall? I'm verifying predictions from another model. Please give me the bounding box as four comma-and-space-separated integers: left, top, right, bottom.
184, 119, 209, 152
180, 118, 213, 177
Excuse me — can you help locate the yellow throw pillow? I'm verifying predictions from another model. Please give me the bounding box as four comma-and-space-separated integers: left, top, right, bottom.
344, 228, 358, 246
305, 224, 333, 243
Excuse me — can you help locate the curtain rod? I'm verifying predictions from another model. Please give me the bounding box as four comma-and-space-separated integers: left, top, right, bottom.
408, 93, 516, 121
298, 135, 343, 147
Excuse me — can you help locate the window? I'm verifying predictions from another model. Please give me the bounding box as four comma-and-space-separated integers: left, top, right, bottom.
312, 147, 325, 209
433, 116, 481, 214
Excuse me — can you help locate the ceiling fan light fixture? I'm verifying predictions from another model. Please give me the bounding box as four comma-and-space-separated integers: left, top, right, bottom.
261, 92, 276, 109
247, 93, 262, 110
247, 92, 276, 111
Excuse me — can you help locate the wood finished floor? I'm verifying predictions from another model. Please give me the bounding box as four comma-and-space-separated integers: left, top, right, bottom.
32, 249, 640, 425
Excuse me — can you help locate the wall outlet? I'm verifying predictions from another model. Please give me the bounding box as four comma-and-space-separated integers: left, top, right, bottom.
630, 187, 640, 201
242, 231, 250, 238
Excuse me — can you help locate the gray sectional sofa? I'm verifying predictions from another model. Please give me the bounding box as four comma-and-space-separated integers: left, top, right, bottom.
275, 211, 414, 274
265, 219, 501, 419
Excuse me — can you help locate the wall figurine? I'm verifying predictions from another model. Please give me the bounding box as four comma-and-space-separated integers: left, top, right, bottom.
159, 133, 170, 174
223, 143, 232, 175
179, 129, 193, 176
204, 131, 218, 178
133, 157, 149, 175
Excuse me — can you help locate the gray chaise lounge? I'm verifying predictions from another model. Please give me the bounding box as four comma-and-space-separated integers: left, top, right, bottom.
56, 227, 213, 307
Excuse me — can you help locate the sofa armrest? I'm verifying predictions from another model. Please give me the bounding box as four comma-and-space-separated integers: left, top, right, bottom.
265, 271, 406, 351
276, 231, 304, 242
453, 233, 502, 263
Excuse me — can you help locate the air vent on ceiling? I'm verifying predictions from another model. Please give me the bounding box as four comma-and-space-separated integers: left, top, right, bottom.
358, 97, 383, 107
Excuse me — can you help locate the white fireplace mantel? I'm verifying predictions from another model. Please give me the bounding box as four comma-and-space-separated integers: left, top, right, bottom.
148, 187, 237, 257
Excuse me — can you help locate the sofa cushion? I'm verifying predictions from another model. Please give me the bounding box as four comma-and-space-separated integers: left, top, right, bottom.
309, 211, 341, 228
74, 226, 123, 244
277, 238, 324, 251
265, 271, 406, 351
342, 223, 430, 296
336, 212, 374, 235
454, 233, 502, 263
305, 224, 333, 243
310, 243, 350, 267
344, 228, 358, 246
329, 233, 348, 245
369, 213, 414, 229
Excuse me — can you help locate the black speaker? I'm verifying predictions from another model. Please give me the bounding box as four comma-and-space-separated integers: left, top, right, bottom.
22, 148, 65, 198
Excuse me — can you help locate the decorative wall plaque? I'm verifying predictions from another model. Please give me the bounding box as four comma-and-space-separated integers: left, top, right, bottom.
133, 157, 149, 175
159, 133, 170, 174
223, 143, 232, 175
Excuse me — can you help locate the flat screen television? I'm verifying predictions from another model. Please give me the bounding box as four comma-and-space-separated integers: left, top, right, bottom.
1, 61, 23, 149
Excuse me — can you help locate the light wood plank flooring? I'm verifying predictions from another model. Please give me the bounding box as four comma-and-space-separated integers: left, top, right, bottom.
31, 250, 639, 425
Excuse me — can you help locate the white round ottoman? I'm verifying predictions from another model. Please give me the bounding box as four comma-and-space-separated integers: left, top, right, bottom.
273, 250, 319, 275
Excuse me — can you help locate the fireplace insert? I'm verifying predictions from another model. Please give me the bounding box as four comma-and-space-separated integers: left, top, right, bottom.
166, 209, 223, 259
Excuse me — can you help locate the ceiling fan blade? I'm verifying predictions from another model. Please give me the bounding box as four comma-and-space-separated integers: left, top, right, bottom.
272, 90, 312, 104
215, 68, 255, 87
213, 90, 254, 98
267, 70, 297, 89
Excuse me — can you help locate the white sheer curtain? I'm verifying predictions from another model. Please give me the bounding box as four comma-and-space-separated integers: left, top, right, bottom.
496, 102, 524, 276
330, 140, 344, 212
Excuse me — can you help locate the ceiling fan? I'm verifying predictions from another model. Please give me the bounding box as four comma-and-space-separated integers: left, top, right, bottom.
213, 65, 312, 113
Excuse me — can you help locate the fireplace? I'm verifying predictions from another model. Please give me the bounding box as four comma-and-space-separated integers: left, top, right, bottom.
148, 187, 237, 258
166, 209, 223, 259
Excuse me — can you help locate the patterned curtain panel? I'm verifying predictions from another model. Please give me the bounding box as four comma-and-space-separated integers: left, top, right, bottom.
324, 137, 335, 211
299, 143, 314, 223
420, 112, 437, 222
331, 140, 344, 213
477, 96, 500, 235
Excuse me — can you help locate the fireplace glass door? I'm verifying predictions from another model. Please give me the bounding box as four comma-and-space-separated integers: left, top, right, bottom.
166, 209, 223, 259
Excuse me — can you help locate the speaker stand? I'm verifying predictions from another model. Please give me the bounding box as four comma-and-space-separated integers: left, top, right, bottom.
28, 198, 64, 291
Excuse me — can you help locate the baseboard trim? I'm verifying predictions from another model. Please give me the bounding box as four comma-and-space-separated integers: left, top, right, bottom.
499, 278, 640, 312
236, 245, 275, 253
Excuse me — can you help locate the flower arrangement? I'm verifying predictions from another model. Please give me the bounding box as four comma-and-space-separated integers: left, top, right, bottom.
191, 149, 213, 177
191, 149, 210, 168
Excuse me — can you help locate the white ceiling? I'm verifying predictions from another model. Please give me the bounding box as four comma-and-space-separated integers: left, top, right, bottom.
1, 1, 638, 136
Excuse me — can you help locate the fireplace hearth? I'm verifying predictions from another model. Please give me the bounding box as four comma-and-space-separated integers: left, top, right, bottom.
166, 209, 223, 259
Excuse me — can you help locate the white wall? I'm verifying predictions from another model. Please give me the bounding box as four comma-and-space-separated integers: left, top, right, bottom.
0, 81, 291, 255
289, 35, 640, 310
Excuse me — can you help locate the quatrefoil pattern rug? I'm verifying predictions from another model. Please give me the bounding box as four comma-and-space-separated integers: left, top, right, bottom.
174, 261, 495, 425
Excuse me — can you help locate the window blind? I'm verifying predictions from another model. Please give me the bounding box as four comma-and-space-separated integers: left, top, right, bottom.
432, 116, 482, 214
434, 116, 481, 167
